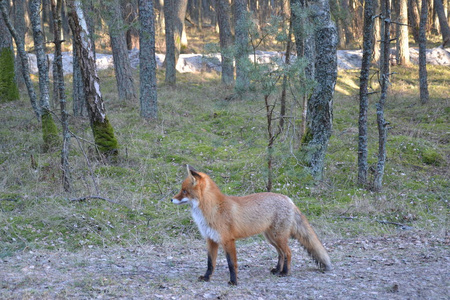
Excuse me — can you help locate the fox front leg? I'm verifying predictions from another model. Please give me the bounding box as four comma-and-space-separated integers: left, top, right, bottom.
223, 240, 238, 285
199, 239, 218, 282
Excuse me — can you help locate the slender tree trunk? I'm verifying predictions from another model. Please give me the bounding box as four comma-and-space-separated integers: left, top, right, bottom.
72, 41, 86, 116
0, 0, 19, 102
68, 0, 119, 157
13, 0, 26, 88
234, 0, 250, 92
30, 0, 60, 151
301, 0, 338, 180
373, 0, 382, 62
373, 0, 391, 192
139, 0, 158, 118
174, 0, 188, 56
0, 0, 40, 117
104, 0, 137, 102
358, 0, 375, 187
164, 0, 176, 85
398, 0, 410, 65
215, 0, 234, 86
435, 0, 450, 46
420, 0, 430, 104
51, 0, 71, 192
409, 0, 421, 43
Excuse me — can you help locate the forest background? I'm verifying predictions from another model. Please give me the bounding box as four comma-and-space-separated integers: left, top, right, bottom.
0, 0, 449, 298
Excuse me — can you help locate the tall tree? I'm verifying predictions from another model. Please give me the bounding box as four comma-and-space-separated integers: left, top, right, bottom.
398, 0, 410, 65
139, 0, 158, 118
30, 0, 60, 151
215, 0, 234, 86
164, 0, 176, 85
68, 0, 119, 157
435, 0, 450, 47
373, 0, 391, 192
234, 0, 250, 92
358, 0, 375, 187
0, 0, 39, 117
13, 0, 26, 88
301, 0, 338, 180
0, 0, 19, 102
104, 0, 137, 102
419, 0, 430, 104
51, 0, 71, 191
173, 0, 188, 58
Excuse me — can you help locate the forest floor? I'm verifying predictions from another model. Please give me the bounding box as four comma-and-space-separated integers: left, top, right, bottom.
1, 230, 448, 299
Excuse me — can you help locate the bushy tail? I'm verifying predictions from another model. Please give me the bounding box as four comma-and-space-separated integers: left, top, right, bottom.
291, 209, 332, 271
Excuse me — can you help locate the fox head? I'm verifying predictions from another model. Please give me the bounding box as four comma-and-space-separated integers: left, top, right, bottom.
171, 165, 203, 205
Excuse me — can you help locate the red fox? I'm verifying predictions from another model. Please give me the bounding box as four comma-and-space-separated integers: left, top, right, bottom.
171, 165, 332, 285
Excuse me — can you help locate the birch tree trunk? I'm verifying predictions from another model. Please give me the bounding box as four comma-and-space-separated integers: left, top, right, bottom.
302, 0, 338, 180
72, 42, 87, 116
358, 0, 375, 187
373, 0, 391, 192
104, 0, 137, 102
419, 0, 430, 104
30, 0, 60, 151
139, 0, 158, 118
51, 0, 71, 192
215, 0, 234, 86
0, 0, 40, 117
68, 0, 119, 157
0, 0, 19, 102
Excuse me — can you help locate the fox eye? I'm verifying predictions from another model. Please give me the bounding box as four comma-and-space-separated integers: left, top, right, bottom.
182, 190, 187, 194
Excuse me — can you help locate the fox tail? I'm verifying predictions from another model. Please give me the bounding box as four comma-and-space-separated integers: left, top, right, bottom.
291, 209, 332, 271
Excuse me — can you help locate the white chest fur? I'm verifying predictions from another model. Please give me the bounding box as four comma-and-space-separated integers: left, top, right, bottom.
191, 200, 221, 243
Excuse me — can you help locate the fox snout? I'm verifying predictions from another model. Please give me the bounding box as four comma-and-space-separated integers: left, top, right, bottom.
171, 197, 189, 205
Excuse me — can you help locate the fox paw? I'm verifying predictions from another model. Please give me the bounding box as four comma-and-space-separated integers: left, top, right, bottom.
198, 275, 210, 282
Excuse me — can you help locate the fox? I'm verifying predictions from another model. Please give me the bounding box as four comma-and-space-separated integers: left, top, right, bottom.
171, 165, 332, 285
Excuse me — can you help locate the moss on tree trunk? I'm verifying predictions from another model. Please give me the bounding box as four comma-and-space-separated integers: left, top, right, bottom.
92, 117, 118, 156
41, 109, 59, 151
0, 47, 19, 102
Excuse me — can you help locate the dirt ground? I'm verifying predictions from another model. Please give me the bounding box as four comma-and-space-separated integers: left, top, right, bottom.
1, 230, 448, 299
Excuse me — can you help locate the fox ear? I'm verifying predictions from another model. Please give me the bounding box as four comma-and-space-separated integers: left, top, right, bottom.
186, 165, 201, 184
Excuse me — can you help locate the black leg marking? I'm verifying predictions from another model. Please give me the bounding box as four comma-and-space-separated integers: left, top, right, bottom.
226, 252, 237, 285
198, 254, 214, 282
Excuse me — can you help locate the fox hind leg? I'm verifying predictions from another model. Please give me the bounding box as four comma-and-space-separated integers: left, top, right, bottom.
264, 232, 291, 276
199, 239, 218, 282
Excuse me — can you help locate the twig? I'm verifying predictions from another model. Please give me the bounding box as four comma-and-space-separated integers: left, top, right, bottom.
376, 219, 411, 228
70, 195, 131, 209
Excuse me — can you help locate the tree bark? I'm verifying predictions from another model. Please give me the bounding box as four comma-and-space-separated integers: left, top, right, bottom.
72, 41, 87, 116
164, 0, 176, 85
435, 0, 450, 46
234, 0, 250, 92
51, 0, 71, 192
358, 0, 375, 187
398, 0, 410, 65
104, 0, 137, 102
408, 0, 420, 43
139, 0, 158, 118
0, 0, 40, 117
30, 0, 60, 151
215, 0, 234, 86
173, 0, 188, 56
301, 0, 338, 180
13, 0, 26, 88
419, 0, 430, 104
0, 0, 19, 102
68, 0, 119, 157
373, 0, 391, 192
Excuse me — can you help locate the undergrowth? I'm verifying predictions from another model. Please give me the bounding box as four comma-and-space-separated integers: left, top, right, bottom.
0, 64, 448, 257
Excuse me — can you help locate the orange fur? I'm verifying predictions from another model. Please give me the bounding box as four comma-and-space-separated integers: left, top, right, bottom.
172, 166, 331, 285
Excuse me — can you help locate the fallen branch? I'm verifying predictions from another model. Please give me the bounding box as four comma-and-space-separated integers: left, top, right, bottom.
376, 219, 413, 230
70, 195, 130, 209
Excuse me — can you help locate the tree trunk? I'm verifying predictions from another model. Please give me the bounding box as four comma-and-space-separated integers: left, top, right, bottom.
435, 0, 450, 46
72, 41, 87, 116
174, 0, 188, 55
30, 0, 60, 151
68, 0, 119, 157
0, 0, 40, 118
139, 0, 158, 118
398, 0, 410, 65
419, 0, 430, 104
51, 0, 71, 192
164, 0, 176, 85
0, 0, 19, 102
105, 0, 137, 102
373, 0, 391, 192
13, 0, 26, 88
215, 0, 234, 86
234, 0, 250, 92
409, 0, 421, 43
373, 0, 382, 62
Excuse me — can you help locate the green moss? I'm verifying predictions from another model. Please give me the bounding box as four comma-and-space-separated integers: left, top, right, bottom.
41, 110, 60, 152
92, 117, 119, 156
0, 47, 19, 102
422, 148, 444, 166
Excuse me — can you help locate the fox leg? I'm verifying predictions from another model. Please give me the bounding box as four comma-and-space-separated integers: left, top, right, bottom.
264, 232, 285, 275
199, 239, 218, 282
265, 232, 291, 276
223, 240, 238, 285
